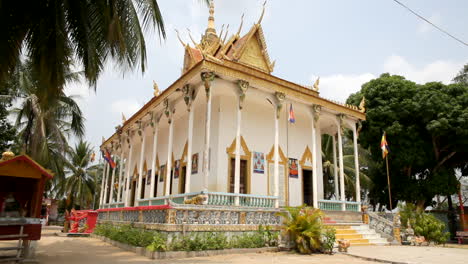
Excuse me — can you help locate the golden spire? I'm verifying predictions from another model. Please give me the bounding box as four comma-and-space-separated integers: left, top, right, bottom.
206, 0, 216, 35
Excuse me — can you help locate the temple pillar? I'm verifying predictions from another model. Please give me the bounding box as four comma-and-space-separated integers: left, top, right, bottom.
109, 154, 117, 203
273, 92, 285, 208
201, 72, 215, 191
311, 105, 321, 208
352, 122, 361, 210
183, 84, 195, 194
117, 148, 125, 203
234, 80, 249, 205
137, 125, 147, 203
149, 116, 159, 197
164, 99, 174, 196
102, 162, 110, 206
332, 134, 339, 200
99, 157, 107, 208
337, 115, 346, 211
124, 142, 134, 207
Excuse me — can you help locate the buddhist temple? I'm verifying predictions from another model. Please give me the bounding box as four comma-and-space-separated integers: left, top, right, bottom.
99, 1, 366, 212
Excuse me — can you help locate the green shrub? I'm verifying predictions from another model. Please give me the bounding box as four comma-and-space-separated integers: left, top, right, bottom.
277, 205, 324, 254
147, 233, 168, 252
258, 225, 279, 247
399, 203, 450, 245
414, 213, 450, 244
229, 232, 265, 249
170, 232, 229, 251
94, 224, 159, 248
321, 227, 336, 254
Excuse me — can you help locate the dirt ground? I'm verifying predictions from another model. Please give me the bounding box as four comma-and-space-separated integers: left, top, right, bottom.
32, 229, 376, 264
4, 228, 467, 264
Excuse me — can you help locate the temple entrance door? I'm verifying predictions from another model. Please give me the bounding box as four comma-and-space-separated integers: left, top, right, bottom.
179, 166, 187, 194
140, 178, 146, 199
302, 169, 313, 206
130, 180, 136, 206
229, 158, 248, 194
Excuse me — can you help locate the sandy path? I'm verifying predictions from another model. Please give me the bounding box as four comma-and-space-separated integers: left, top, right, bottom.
34, 230, 375, 264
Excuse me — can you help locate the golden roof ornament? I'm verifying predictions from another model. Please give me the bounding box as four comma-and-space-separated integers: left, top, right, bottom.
153, 80, 160, 96
313, 77, 320, 91
175, 29, 187, 47
359, 97, 366, 113
236, 14, 245, 37
257, 1, 267, 25
1, 151, 14, 162
122, 113, 127, 123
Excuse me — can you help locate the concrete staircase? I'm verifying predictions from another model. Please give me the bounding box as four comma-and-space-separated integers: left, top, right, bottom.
323, 211, 390, 246
330, 223, 389, 246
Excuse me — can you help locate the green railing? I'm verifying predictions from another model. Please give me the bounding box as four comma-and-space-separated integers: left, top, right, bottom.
318, 199, 361, 212
135, 191, 277, 208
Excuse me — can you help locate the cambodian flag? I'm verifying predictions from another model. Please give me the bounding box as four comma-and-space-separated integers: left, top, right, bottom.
103, 149, 116, 169
288, 104, 295, 123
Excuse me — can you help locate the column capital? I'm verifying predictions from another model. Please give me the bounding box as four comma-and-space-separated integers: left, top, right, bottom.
201, 72, 216, 99
164, 98, 175, 123
182, 84, 196, 111
274, 92, 286, 119
312, 104, 321, 123
337, 114, 346, 134
237, 80, 249, 109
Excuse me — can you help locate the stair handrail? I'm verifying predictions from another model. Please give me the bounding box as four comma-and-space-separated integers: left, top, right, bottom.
367, 211, 400, 243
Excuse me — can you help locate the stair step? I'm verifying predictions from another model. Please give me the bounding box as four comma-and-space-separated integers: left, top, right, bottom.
335, 229, 358, 234
336, 234, 363, 240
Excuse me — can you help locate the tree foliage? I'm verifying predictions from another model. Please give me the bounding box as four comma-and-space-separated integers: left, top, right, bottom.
347, 73, 468, 208
0, 0, 166, 97
0, 83, 15, 151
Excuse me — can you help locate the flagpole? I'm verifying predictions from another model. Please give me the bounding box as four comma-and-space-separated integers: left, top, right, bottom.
386, 155, 392, 211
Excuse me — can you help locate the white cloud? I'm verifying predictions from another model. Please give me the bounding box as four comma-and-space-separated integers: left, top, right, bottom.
417, 13, 441, 34
310, 55, 465, 103
383, 55, 462, 84
110, 99, 141, 118
310, 73, 375, 102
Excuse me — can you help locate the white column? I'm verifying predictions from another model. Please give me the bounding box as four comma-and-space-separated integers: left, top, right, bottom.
311, 116, 318, 208
117, 150, 125, 203
337, 120, 346, 211
102, 162, 110, 206
273, 111, 280, 208
150, 123, 159, 197
203, 90, 212, 191
234, 105, 242, 204
137, 130, 147, 203
332, 135, 339, 200
99, 158, 107, 208
352, 124, 361, 210
165, 118, 174, 196
185, 108, 194, 193
124, 144, 134, 207
109, 156, 117, 203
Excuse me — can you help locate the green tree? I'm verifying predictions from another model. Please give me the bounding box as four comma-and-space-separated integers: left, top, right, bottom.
9, 60, 85, 196
321, 134, 372, 200
347, 74, 468, 209
63, 141, 101, 209
0, 0, 209, 97
0, 91, 15, 151
453, 64, 468, 85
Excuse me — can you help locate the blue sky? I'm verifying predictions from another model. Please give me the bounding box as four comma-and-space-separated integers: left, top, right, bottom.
65, 0, 468, 152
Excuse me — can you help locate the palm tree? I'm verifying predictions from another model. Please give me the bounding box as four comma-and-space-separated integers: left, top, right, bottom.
10, 60, 85, 196
0, 0, 209, 97
63, 141, 101, 209
321, 134, 372, 200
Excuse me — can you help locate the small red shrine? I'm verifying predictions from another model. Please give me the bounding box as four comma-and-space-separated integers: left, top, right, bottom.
0, 152, 54, 241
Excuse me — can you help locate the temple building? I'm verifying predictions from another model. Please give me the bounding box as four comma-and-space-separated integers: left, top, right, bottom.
99, 1, 366, 212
